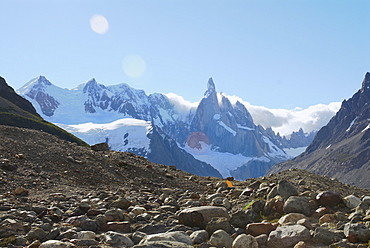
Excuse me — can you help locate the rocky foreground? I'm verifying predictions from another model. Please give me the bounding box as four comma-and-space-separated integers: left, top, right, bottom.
2, 126, 370, 247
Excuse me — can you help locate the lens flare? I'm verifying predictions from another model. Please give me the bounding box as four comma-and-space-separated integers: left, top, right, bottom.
122, 54, 147, 78
185, 132, 210, 154
90, 15, 109, 34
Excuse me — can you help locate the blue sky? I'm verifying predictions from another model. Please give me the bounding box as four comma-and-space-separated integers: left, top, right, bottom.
1, 0, 369, 109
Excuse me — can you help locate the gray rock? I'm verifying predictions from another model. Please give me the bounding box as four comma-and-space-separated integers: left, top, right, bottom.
277, 180, 298, 199
105, 208, 126, 221
343, 195, 361, 209
76, 230, 96, 240
283, 196, 311, 216
278, 213, 307, 225
0, 218, 25, 237
132, 231, 147, 244
362, 196, 370, 205
190, 230, 209, 244
110, 197, 132, 210
313, 227, 342, 245
133, 240, 193, 248
177, 206, 229, 228
103, 231, 134, 246
91, 142, 109, 151
267, 224, 311, 248
344, 223, 370, 242
139, 231, 192, 245
205, 217, 232, 235
232, 234, 258, 248
211, 197, 231, 209
296, 218, 313, 230
230, 210, 256, 228
255, 234, 268, 247
39, 240, 75, 248
74, 239, 99, 246
14, 236, 27, 246
209, 229, 233, 248
26, 227, 48, 241
57, 229, 77, 240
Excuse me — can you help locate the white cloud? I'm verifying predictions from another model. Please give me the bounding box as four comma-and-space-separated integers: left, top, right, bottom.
164, 93, 341, 136
165, 92, 199, 117
226, 95, 341, 136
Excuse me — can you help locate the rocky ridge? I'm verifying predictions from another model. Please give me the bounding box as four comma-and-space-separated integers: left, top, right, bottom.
2, 126, 370, 247
268, 72, 370, 189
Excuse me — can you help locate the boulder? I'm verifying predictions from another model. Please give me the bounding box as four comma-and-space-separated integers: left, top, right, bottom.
205, 217, 232, 235
267, 224, 311, 248
230, 210, 255, 228
276, 180, 298, 199
316, 191, 342, 207
190, 230, 209, 244
283, 196, 311, 216
177, 206, 229, 228
110, 198, 132, 210
26, 227, 48, 241
319, 214, 337, 225
344, 223, 370, 243
246, 222, 275, 236
103, 221, 131, 233
343, 195, 361, 209
133, 241, 193, 248
139, 231, 192, 245
209, 229, 233, 248
91, 142, 109, 151
313, 227, 342, 245
232, 234, 258, 248
0, 218, 25, 238
39, 240, 74, 248
362, 196, 370, 205
278, 213, 307, 225
103, 231, 134, 247
76, 231, 96, 240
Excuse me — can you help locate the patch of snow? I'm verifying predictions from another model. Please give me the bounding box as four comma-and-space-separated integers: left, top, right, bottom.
184, 145, 268, 178
237, 124, 255, 131
326, 144, 332, 149
213, 114, 221, 120
58, 118, 152, 153
262, 136, 288, 159
218, 121, 237, 136
283, 147, 306, 158
362, 124, 370, 133
346, 117, 358, 132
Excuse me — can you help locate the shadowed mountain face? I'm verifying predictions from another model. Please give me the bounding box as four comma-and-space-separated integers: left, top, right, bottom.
268, 72, 370, 189
0, 76, 87, 146
0, 76, 41, 119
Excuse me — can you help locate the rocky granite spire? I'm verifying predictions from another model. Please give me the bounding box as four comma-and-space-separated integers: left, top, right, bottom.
206, 78, 216, 94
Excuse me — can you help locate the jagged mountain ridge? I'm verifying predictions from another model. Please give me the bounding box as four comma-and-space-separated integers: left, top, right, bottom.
0, 76, 87, 146
268, 72, 370, 189
18, 76, 313, 179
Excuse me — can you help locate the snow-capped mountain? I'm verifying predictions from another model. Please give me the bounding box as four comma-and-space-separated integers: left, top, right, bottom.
18, 76, 308, 180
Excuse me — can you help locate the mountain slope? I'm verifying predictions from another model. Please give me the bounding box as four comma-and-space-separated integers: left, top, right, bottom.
0, 76, 87, 146
268, 72, 370, 189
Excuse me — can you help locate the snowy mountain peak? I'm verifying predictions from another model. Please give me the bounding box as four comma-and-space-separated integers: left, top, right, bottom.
18, 75, 52, 95
17, 76, 59, 117
83, 78, 106, 94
